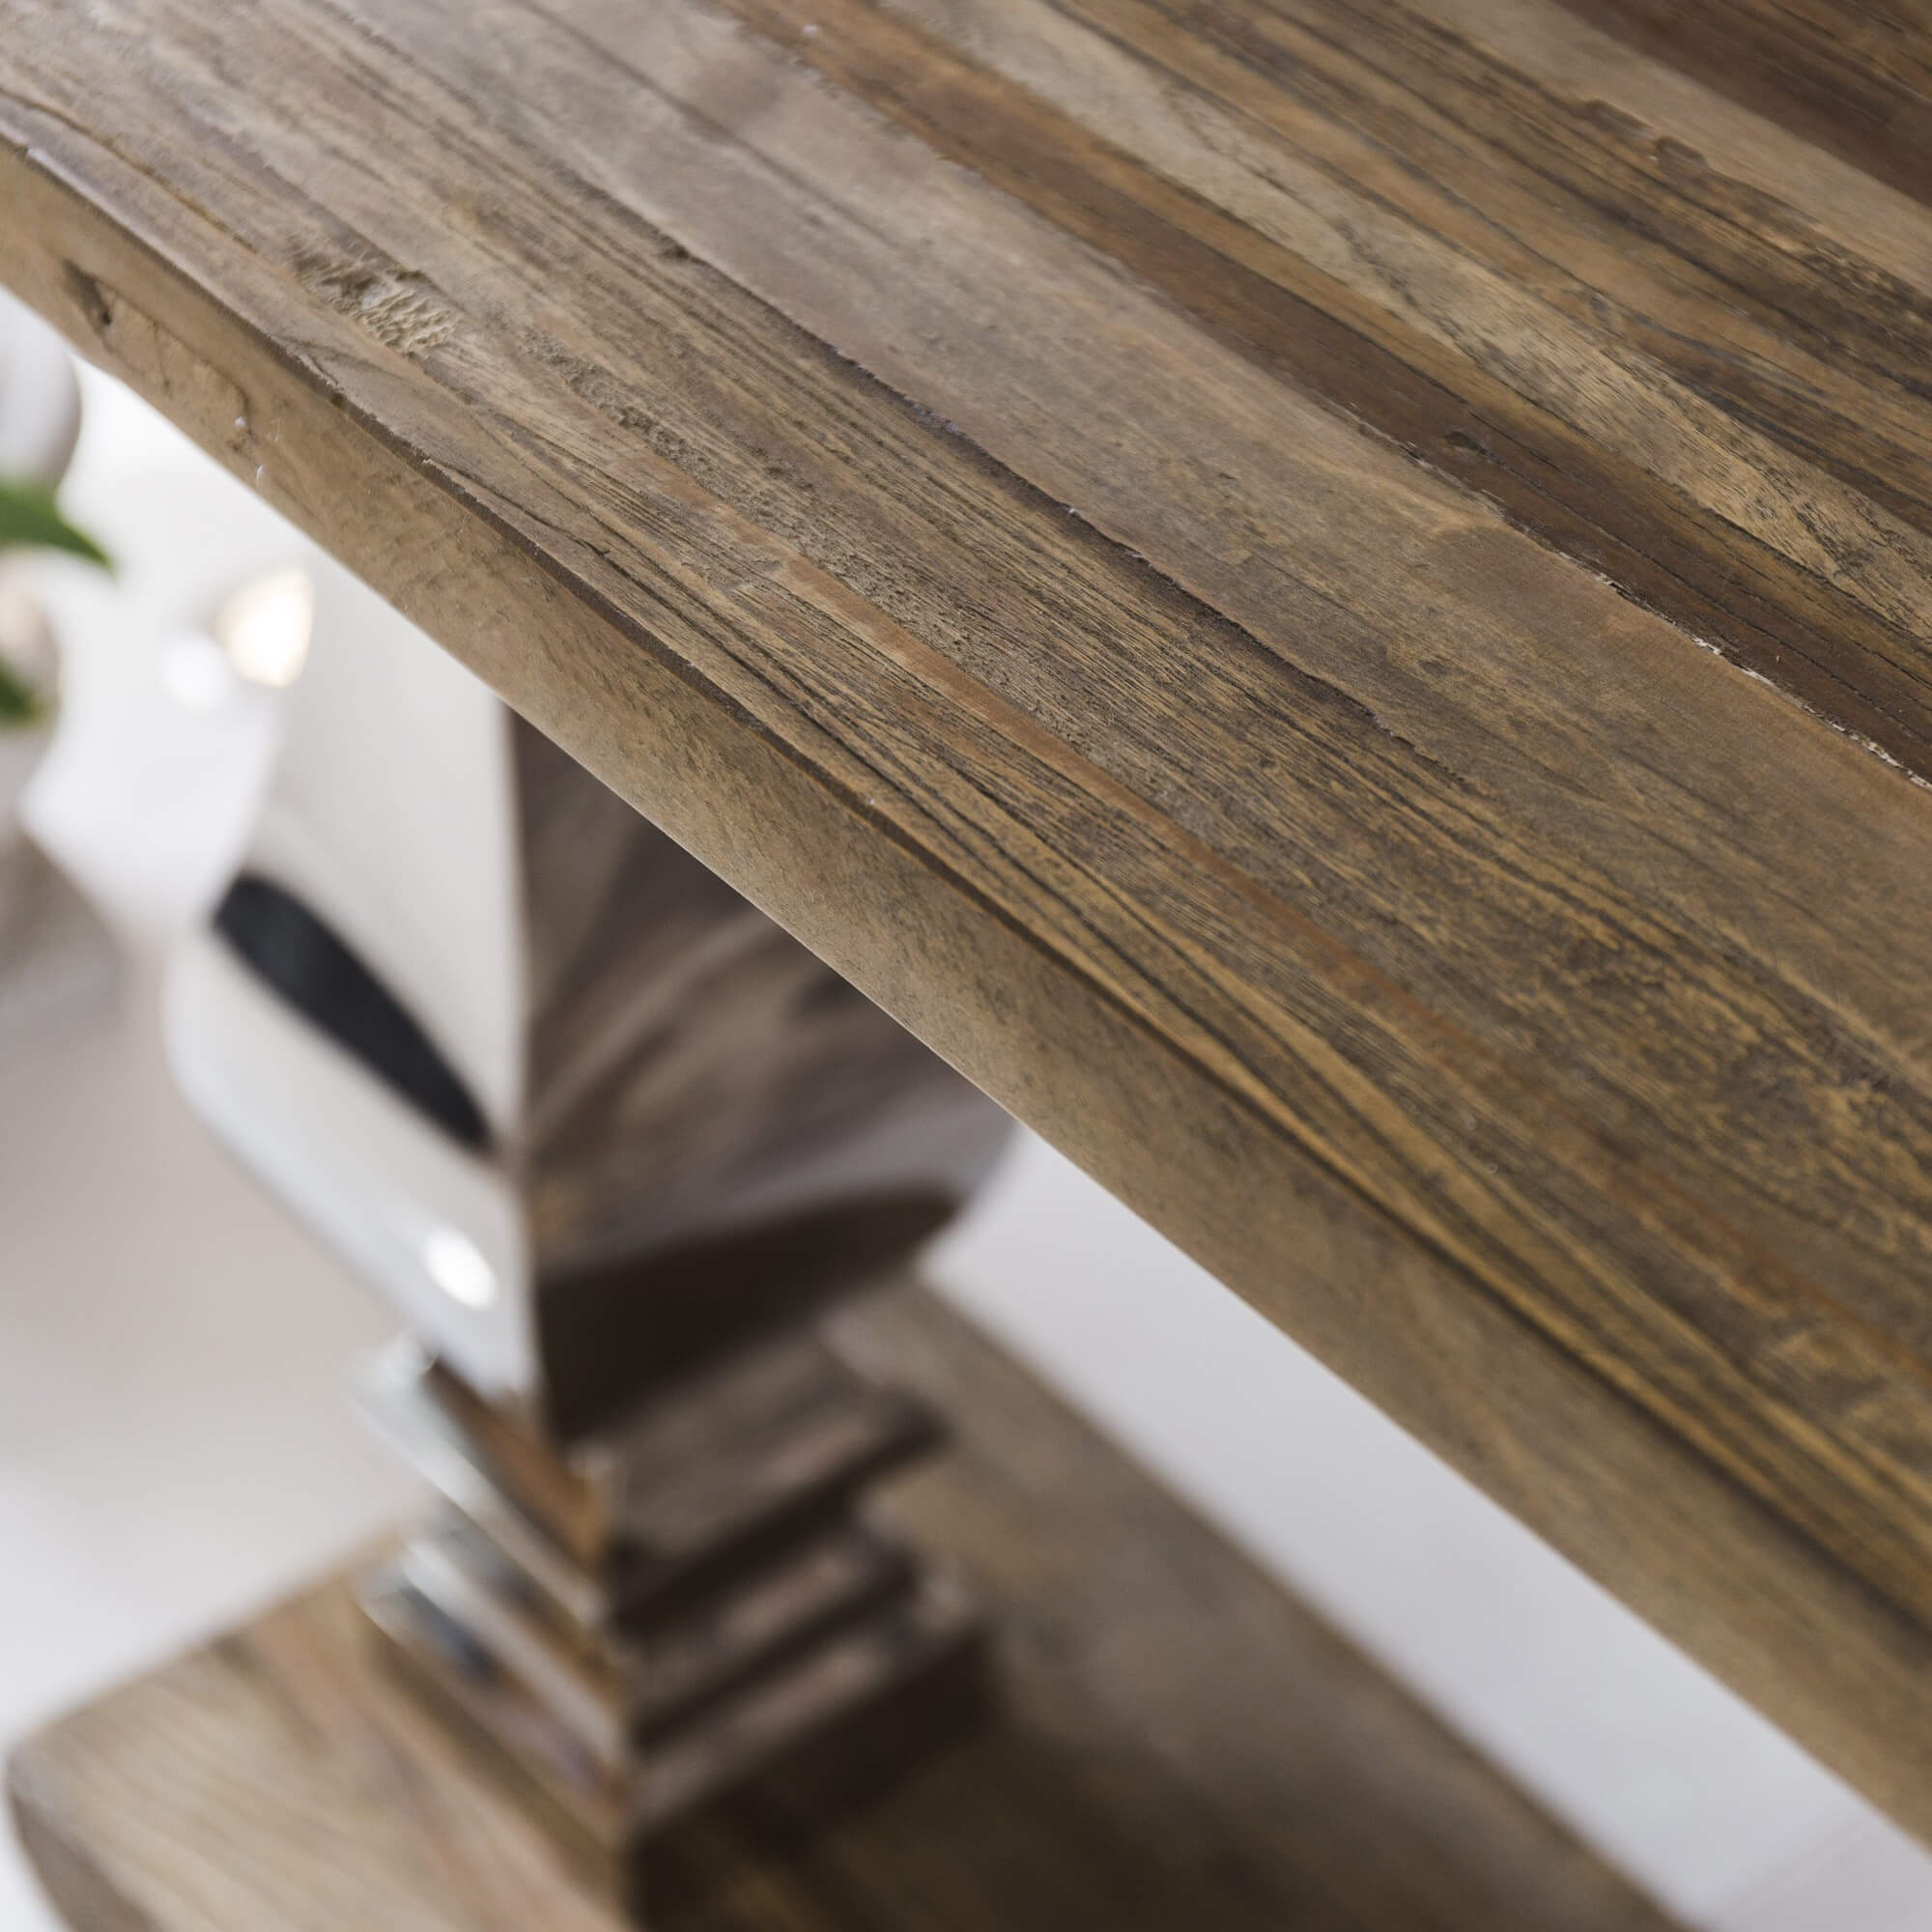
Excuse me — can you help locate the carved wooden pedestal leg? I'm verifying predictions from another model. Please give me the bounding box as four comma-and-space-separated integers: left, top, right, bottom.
159, 630, 1015, 1912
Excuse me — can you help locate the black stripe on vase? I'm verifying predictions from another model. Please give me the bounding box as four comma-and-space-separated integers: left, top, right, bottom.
212, 870, 492, 1152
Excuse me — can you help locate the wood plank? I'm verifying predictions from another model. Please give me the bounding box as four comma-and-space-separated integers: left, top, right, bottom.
730, 0, 1932, 774
1557, 0, 1932, 209
6, 0, 1932, 1840
6, 1288, 1681, 1931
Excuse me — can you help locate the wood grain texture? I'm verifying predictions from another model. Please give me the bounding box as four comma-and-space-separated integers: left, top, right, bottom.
7, 0, 1932, 1840
7, 1288, 1680, 1932
727, 0, 1932, 772
1557, 0, 1932, 209
511, 710, 1004, 1326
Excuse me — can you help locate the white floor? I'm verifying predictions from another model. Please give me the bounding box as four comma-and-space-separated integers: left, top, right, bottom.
3, 365, 1930, 1930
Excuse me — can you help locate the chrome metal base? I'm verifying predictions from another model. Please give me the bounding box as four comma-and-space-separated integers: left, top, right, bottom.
351, 1331, 982, 1904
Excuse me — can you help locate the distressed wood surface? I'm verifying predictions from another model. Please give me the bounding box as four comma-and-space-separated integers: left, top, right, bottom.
7, 1288, 1680, 1931
1557, 0, 1932, 208
6, 0, 1932, 1840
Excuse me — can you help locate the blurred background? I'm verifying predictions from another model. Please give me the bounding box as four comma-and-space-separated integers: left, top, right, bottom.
4, 336, 1931, 1931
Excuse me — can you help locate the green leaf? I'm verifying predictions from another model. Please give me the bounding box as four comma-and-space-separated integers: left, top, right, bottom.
0, 651, 43, 724
0, 478, 111, 567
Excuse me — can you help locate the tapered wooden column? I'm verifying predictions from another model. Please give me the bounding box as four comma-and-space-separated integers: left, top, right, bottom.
165, 637, 1014, 1885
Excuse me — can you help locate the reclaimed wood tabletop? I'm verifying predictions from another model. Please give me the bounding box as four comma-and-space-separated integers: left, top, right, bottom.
6, 0, 1932, 1847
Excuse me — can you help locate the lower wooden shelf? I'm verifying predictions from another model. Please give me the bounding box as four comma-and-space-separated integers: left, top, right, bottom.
8, 1286, 1679, 1929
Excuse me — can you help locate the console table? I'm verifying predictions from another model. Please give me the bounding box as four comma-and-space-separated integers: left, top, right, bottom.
6, 0, 1931, 1919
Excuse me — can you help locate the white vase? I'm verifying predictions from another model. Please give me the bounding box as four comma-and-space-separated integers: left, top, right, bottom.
0, 288, 79, 855
0, 290, 115, 1046
0, 715, 54, 848
0, 566, 59, 846
0, 287, 82, 484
